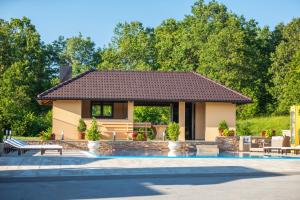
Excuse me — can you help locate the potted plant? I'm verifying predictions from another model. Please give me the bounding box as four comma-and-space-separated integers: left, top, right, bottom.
135, 132, 147, 141
77, 118, 87, 140
0, 130, 4, 156
40, 128, 52, 141
166, 122, 180, 152
265, 129, 274, 138
218, 120, 228, 136
223, 129, 235, 136
86, 118, 100, 152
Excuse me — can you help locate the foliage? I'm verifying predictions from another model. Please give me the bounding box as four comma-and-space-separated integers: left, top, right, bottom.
147, 129, 155, 140
50, 34, 100, 76
77, 119, 87, 132
265, 129, 275, 138
13, 136, 40, 141
223, 129, 229, 136
98, 22, 157, 70
134, 106, 170, 124
269, 19, 300, 114
40, 127, 52, 141
236, 121, 253, 136
218, 120, 228, 131
237, 116, 289, 136
11, 111, 52, 137
86, 119, 100, 141
135, 133, 146, 141
0, 0, 300, 135
0, 17, 52, 136
166, 122, 180, 141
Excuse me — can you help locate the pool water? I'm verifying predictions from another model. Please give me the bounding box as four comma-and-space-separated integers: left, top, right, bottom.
86, 149, 300, 159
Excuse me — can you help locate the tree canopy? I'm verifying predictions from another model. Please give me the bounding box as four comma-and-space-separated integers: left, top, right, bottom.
1, 0, 300, 136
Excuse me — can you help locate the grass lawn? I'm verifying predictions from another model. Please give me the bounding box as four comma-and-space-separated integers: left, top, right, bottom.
13, 136, 41, 141
237, 115, 289, 136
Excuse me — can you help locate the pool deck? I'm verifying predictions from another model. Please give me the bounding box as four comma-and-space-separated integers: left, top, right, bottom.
1, 150, 300, 179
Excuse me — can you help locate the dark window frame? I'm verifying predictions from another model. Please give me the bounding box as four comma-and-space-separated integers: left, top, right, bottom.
91, 102, 114, 119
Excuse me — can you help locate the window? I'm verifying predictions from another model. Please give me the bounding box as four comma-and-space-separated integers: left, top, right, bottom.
91, 102, 113, 118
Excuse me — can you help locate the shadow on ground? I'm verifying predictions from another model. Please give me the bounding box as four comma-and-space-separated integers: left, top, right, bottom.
0, 166, 284, 200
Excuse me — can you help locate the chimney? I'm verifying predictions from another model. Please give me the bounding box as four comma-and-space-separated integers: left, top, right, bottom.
59, 66, 72, 82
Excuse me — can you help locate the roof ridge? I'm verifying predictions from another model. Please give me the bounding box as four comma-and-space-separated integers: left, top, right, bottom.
191, 71, 252, 101
95, 69, 189, 73
37, 69, 95, 98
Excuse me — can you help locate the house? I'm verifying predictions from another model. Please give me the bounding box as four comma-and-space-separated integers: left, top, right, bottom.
37, 69, 251, 141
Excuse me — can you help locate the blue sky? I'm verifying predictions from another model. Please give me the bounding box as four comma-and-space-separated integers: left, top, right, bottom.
0, 0, 299, 47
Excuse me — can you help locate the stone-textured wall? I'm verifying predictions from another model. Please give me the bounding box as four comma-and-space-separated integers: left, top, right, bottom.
251, 136, 271, 148
216, 136, 240, 151
26, 140, 216, 151
26, 137, 272, 152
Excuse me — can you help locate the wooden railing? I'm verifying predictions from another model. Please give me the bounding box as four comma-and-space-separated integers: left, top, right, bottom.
99, 121, 133, 140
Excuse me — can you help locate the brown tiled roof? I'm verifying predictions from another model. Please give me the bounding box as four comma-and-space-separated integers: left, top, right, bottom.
37, 70, 252, 104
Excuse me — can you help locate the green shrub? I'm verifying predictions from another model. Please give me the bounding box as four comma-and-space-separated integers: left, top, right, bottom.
86, 118, 100, 141
77, 118, 87, 132
40, 127, 52, 141
147, 129, 155, 140
218, 120, 228, 131
11, 111, 52, 137
223, 129, 229, 136
136, 133, 145, 141
265, 129, 275, 138
237, 116, 289, 136
237, 122, 253, 136
166, 122, 180, 141
134, 106, 170, 124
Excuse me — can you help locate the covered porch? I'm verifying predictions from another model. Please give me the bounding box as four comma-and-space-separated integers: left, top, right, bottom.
51, 99, 236, 141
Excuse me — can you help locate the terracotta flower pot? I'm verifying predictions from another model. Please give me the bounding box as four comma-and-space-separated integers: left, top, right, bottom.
77, 132, 85, 140
132, 132, 138, 141
219, 129, 224, 136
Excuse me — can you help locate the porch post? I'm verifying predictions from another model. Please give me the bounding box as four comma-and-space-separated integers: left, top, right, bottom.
128, 101, 134, 122
178, 101, 185, 141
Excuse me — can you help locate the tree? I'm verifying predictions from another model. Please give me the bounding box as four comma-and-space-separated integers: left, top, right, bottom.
0, 17, 52, 135
269, 18, 300, 114
50, 34, 100, 76
99, 22, 157, 71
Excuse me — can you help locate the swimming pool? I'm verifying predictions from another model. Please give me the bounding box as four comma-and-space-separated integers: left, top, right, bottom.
84, 149, 300, 160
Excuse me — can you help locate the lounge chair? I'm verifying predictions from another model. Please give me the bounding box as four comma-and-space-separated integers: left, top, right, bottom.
4, 139, 63, 156
281, 146, 300, 155
263, 136, 290, 153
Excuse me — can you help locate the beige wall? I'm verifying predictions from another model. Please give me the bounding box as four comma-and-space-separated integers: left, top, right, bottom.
52, 100, 134, 140
178, 101, 185, 141
195, 102, 205, 140
204, 102, 236, 141
52, 100, 82, 140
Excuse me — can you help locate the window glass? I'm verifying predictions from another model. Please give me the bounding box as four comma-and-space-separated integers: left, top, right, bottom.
103, 104, 113, 117
92, 104, 101, 117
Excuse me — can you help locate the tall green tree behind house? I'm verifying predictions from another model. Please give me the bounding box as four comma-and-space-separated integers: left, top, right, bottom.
0, 17, 52, 135
100, 0, 278, 118
50, 33, 101, 76
269, 18, 300, 114
98, 22, 157, 71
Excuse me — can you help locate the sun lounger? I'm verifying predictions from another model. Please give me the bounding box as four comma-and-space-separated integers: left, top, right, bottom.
281, 146, 300, 155
4, 139, 62, 155
263, 136, 290, 153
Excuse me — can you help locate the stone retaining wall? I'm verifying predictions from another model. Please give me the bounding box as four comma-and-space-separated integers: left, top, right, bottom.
26, 137, 271, 152
26, 140, 217, 151
216, 136, 240, 151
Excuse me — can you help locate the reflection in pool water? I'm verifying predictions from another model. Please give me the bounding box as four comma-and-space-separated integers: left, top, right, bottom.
87, 149, 300, 159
